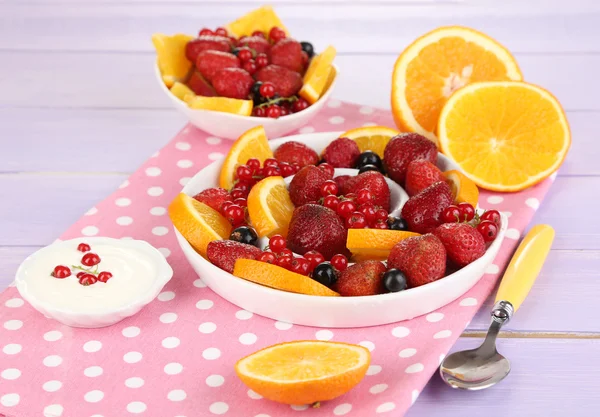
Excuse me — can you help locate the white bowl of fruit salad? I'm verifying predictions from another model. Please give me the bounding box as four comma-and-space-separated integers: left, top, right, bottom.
153, 6, 338, 140
169, 127, 507, 328
15, 237, 174, 328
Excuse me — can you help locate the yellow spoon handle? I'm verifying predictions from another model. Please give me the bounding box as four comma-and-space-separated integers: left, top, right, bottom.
495, 224, 555, 313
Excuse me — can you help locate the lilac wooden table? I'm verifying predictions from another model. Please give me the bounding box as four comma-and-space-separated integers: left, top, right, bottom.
1, 1, 599, 415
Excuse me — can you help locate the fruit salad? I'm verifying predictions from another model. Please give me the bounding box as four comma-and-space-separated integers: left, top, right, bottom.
152, 6, 337, 118
169, 125, 503, 298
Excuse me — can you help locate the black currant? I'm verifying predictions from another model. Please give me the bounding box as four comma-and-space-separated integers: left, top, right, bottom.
229, 226, 259, 246
387, 216, 408, 231
300, 41, 314, 58
232, 47, 241, 56
311, 262, 338, 286
356, 151, 382, 169
251, 82, 263, 98
383, 269, 407, 292
358, 164, 380, 174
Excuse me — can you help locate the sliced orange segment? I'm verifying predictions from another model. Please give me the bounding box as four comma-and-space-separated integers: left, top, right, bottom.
443, 170, 479, 207
168, 193, 232, 257
247, 176, 294, 238
225, 6, 289, 38
219, 126, 273, 190
340, 126, 401, 158
346, 229, 420, 261
170, 82, 196, 102
438, 81, 571, 192
299, 45, 337, 104
233, 259, 340, 297
235, 341, 370, 405
151, 33, 194, 88
391, 26, 522, 143
187, 96, 253, 116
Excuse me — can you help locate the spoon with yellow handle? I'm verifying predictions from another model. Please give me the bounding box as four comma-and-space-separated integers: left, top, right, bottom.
439, 224, 555, 390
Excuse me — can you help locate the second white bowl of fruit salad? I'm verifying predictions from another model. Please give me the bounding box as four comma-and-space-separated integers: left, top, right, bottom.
171, 129, 507, 328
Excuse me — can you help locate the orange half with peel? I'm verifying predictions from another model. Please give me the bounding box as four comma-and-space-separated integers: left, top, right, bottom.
443, 170, 479, 207
340, 126, 401, 158
247, 176, 295, 238
346, 229, 420, 261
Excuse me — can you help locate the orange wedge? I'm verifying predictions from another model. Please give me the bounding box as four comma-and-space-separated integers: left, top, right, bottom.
247, 176, 294, 238
225, 6, 289, 38
438, 81, 571, 192
168, 193, 232, 257
443, 170, 479, 207
187, 96, 253, 116
340, 126, 401, 158
235, 341, 370, 405
391, 26, 522, 143
170, 82, 196, 102
151, 33, 194, 88
299, 45, 337, 104
219, 126, 273, 190
233, 259, 340, 297
346, 229, 420, 261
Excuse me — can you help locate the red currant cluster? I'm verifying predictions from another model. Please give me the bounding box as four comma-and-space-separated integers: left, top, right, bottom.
319, 184, 389, 229
51, 243, 113, 286
441, 203, 501, 242
235, 48, 269, 76
251, 82, 311, 119
197, 26, 287, 45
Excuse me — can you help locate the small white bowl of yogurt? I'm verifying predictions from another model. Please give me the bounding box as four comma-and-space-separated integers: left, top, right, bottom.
15, 237, 173, 328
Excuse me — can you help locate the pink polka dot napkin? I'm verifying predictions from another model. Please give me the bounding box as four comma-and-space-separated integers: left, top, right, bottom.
0, 101, 556, 417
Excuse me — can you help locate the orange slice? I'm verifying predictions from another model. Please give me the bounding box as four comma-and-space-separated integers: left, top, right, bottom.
247, 176, 294, 238
225, 6, 289, 38
340, 126, 401, 158
170, 82, 196, 102
299, 45, 337, 104
391, 26, 522, 143
151, 33, 194, 88
219, 126, 273, 190
168, 193, 232, 257
443, 170, 479, 207
187, 96, 253, 116
233, 259, 340, 297
346, 229, 420, 261
235, 341, 370, 405
438, 81, 571, 192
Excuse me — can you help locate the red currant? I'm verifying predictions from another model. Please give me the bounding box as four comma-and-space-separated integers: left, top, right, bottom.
51, 265, 71, 279
230, 188, 246, 200
320, 180, 338, 197
229, 36, 238, 46
81, 253, 101, 267
290, 258, 311, 276
79, 273, 97, 286
233, 198, 247, 207
254, 167, 265, 178
374, 209, 388, 222
246, 158, 261, 171
304, 251, 325, 270
275, 256, 292, 269
235, 182, 251, 193
323, 195, 340, 211
278, 248, 294, 258
481, 209, 501, 227
77, 243, 91, 252
269, 27, 286, 43
237, 48, 253, 62
318, 163, 335, 177
199, 28, 213, 36
279, 106, 290, 117
258, 251, 277, 264
251, 30, 265, 38
279, 162, 294, 177
358, 203, 377, 224
223, 204, 245, 226
264, 158, 280, 169
291, 163, 301, 174
76, 271, 86, 278
372, 220, 389, 229
477, 220, 498, 242
346, 212, 367, 229
259, 82, 276, 98
221, 201, 235, 214
243, 59, 257, 75
252, 107, 265, 117
458, 202, 475, 222
356, 188, 373, 205
236, 165, 253, 181
264, 166, 281, 177
266, 105, 282, 118
442, 205, 461, 223
215, 27, 228, 36
255, 54, 269, 68
98, 271, 113, 283
269, 234, 287, 253
337, 200, 357, 218
330, 254, 348, 272
292, 98, 309, 113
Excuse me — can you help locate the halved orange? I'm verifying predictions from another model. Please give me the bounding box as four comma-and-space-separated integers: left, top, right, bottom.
299, 45, 337, 104
340, 126, 401, 158
391, 26, 522, 143
233, 259, 340, 297
247, 176, 294, 237
219, 126, 273, 190
151, 33, 194, 88
187, 96, 253, 116
168, 193, 232, 257
225, 6, 289, 37
443, 170, 479, 207
235, 341, 370, 405
346, 229, 420, 261
170, 82, 196, 102
438, 81, 571, 192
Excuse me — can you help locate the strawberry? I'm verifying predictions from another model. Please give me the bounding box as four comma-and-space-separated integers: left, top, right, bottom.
405, 159, 444, 196
269, 38, 304, 73
334, 175, 352, 193
239, 36, 271, 55
212, 68, 254, 99
193, 188, 232, 212
274, 141, 319, 167
387, 234, 446, 288
401, 181, 453, 233
185, 36, 232, 63
287, 204, 348, 260
383, 133, 438, 185
338, 171, 390, 211
322, 137, 361, 168
186, 71, 217, 97
255, 65, 303, 97
289, 165, 333, 207
335, 260, 386, 296
207, 240, 262, 273
433, 223, 486, 267
196, 50, 240, 83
